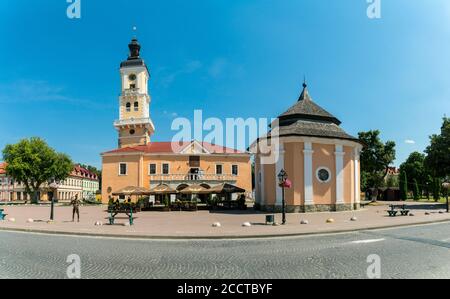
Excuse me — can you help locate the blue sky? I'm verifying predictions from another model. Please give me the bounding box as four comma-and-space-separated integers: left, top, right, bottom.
0, 0, 449, 168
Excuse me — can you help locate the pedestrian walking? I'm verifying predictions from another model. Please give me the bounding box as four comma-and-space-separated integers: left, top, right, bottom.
71, 194, 81, 222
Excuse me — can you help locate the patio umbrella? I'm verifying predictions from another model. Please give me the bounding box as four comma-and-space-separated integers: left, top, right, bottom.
112, 186, 152, 196
148, 184, 177, 195
209, 183, 246, 194
179, 184, 210, 194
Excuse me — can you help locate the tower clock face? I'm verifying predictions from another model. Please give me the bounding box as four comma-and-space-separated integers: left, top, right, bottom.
128, 74, 137, 81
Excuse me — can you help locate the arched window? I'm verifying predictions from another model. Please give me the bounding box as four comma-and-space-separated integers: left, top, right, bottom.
126, 102, 131, 112
134, 102, 139, 112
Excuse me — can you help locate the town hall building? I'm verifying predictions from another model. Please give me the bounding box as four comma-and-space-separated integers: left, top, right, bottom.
101, 38, 252, 203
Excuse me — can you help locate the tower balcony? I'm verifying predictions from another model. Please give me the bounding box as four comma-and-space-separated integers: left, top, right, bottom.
114, 117, 155, 131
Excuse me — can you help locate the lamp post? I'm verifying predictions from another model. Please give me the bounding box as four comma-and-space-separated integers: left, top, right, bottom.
442, 178, 449, 213
48, 179, 60, 221
278, 169, 288, 225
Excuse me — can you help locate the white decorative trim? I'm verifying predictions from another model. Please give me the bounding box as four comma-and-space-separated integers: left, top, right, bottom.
354, 148, 361, 204
275, 143, 285, 206
254, 160, 260, 204
260, 163, 265, 206
335, 145, 345, 204
280, 136, 363, 149
180, 140, 212, 155
304, 142, 314, 205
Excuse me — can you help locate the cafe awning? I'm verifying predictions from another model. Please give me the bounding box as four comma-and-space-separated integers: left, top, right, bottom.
209, 183, 246, 194
112, 186, 152, 196
148, 184, 177, 195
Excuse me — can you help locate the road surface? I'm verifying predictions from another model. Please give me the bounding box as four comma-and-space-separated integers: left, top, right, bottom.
0, 222, 449, 279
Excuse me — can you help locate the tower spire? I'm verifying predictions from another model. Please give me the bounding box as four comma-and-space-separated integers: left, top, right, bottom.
299, 77, 311, 102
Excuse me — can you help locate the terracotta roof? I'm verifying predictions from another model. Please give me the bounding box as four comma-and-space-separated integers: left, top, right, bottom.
0, 162, 97, 179
103, 141, 245, 155
0, 162, 6, 175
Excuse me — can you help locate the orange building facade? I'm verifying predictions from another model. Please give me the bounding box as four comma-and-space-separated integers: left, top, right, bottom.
101, 38, 252, 203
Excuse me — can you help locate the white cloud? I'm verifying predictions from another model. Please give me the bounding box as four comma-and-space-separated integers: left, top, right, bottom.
405, 139, 416, 145
208, 58, 228, 78
0, 80, 112, 110
159, 60, 203, 88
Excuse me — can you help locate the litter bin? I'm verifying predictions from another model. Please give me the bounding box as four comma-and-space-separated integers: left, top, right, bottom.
266, 215, 275, 225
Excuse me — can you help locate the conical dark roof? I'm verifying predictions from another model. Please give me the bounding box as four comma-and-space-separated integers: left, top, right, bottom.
270, 82, 358, 142
279, 83, 341, 126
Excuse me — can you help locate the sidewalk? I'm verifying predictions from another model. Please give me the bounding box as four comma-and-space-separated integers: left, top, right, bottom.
0, 202, 449, 239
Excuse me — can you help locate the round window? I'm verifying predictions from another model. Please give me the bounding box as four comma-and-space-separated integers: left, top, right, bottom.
316, 168, 331, 183
129, 129, 136, 135
128, 74, 137, 81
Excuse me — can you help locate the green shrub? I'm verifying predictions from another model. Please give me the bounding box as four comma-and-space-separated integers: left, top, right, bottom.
399, 171, 408, 201
433, 178, 441, 202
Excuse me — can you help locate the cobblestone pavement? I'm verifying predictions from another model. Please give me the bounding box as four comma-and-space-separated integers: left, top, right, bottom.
0, 222, 449, 279
1, 202, 449, 238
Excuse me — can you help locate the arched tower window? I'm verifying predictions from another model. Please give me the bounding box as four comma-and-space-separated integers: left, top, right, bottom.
134, 102, 139, 112
126, 102, 131, 112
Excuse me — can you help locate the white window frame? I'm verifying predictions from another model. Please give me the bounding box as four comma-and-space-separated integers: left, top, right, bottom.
216, 164, 224, 175
231, 164, 239, 176
119, 163, 128, 176
162, 163, 170, 175
149, 163, 157, 175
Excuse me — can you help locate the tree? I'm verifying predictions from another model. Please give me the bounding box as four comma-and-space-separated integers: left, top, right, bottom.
425, 117, 450, 178
2, 137, 73, 204
433, 178, 441, 202
400, 152, 427, 195
412, 179, 420, 201
399, 171, 408, 201
386, 174, 399, 188
358, 130, 396, 200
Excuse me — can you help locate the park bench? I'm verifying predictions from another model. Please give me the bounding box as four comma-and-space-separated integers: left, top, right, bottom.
387, 205, 410, 217
0, 209, 6, 221
107, 206, 138, 226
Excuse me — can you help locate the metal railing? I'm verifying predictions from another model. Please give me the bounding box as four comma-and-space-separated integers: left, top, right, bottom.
114, 117, 154, 127
149, 173, 236, 182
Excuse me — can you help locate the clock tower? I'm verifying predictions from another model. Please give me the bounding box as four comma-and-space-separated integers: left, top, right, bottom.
114, 38, 155, 148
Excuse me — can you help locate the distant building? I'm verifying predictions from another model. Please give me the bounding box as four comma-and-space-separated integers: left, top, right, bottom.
0, 163, 100, 202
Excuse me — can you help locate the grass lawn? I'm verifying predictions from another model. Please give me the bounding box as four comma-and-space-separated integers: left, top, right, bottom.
405, 197, 448, 204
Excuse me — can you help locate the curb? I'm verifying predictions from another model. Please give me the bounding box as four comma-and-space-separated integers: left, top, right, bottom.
0, 218, 449, 240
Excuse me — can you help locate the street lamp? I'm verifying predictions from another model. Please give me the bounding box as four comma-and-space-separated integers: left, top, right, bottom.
278, 169, 288, 225
48, 179, 61, 221
442, 177, 449, 213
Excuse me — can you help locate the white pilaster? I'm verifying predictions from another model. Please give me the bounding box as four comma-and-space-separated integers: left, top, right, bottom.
260, 161, 265, 206
255, 157, 261, 205
275, 143, 285, 206
304, 142, 314, 205
354, 148, 361, 204
335, 145, 345, 205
